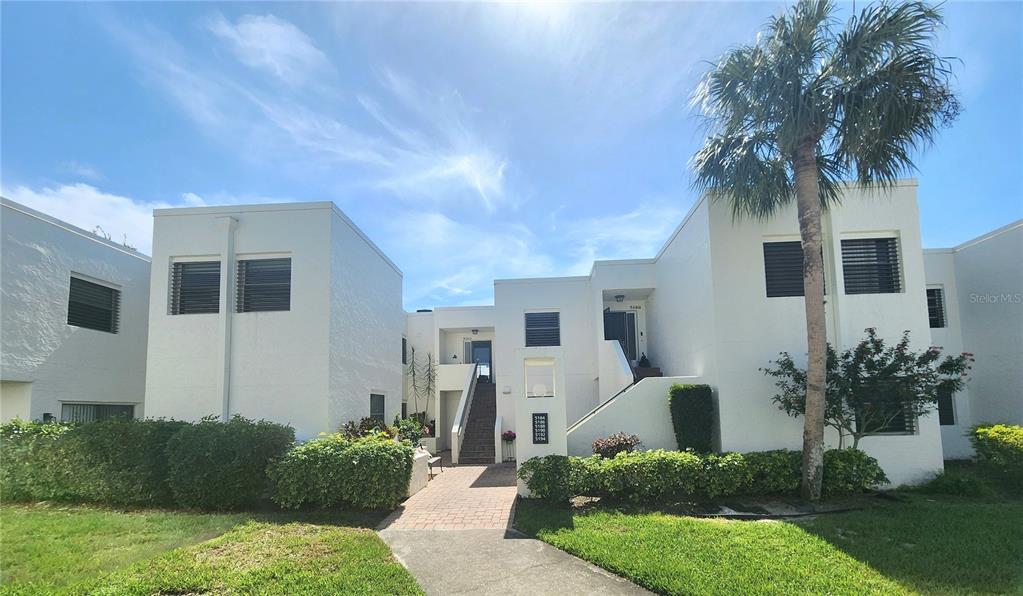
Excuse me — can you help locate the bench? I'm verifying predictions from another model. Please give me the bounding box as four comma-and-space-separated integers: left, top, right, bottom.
427, 455, 443, 478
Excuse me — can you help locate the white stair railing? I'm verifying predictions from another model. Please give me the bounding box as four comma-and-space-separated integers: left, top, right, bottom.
450, 362, 479, 465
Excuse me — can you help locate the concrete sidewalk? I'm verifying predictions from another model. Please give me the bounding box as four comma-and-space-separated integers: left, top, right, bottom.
379, 527, 652, 596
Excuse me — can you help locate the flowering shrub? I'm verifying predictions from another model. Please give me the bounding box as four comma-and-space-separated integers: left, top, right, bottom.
592, 432, 640, 459
518, 448, 886, 502
502, 430, 517, 442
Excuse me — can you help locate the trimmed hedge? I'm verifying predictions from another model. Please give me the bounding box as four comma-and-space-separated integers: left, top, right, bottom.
166, 416, 295, 510
0, 420, 75, 502
971, 424, 1023, 472
517, 448, 887, 502
668, 384, 714, 452
268, 433, 413, 510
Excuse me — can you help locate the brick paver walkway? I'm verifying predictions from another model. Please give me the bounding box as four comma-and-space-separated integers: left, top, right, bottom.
378, 457, 517, 530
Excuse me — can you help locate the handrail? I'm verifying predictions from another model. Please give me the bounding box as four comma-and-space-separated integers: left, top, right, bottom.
450, 362, 479, 465
567, 378, 639, 433
493, 415, 503, 464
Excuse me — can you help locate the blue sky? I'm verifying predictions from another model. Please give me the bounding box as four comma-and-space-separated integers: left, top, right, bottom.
2, 2, 1020, 310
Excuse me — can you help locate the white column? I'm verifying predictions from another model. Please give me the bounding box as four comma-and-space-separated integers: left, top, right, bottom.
513, 348, 568, 496
215, 216, 237, 422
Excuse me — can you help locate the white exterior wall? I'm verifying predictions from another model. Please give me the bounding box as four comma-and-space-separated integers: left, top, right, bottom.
328, 211, 404, 433
923, 249, 974, 458
704, 181, 943, 485
950, 222, 1023, 426
1, 199, 150, 421
146, 202, 402, 441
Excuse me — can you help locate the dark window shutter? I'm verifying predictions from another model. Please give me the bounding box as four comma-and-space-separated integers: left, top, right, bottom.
237, 258, 291, 312
171, 261, 221, 314
60, 403, 134, 422
402, 337, 408, 365
841, 238, 901, 294
67, 277, 120, 333
856, 402, 917, 434
532, 413, 549, 444
370, 394, 386, 421
927, 288, 946, 328
937, 387, 956, 426
763, 242, 805, 297
525, 312, 560, 347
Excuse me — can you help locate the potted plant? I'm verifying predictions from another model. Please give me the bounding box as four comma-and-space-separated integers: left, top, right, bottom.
501, 430, 516, 463
502, 430, 516, 443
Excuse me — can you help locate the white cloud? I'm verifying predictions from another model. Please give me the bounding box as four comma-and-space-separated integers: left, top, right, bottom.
207, 13, 331, 86
1, 183, 189, 255
59, 160, 104, 181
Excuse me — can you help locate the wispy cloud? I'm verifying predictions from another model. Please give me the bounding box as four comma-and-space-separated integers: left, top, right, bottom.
59, 160, 104, 181
206, 13, 331, 86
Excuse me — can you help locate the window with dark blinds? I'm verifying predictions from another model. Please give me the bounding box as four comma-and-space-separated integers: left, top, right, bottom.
171, 261, 220, 314
937, 386, 956, 426
841, 238, 901, 294
370, 394, 385, 421
525, 312, 560, 347
763, 241, 805, 297
67, 277, 120, 333
61, 403, 134, 423
236, 258, 291, 312
927, 288, 946, 328
402, 337, 408, 365
856, 402, 916, 434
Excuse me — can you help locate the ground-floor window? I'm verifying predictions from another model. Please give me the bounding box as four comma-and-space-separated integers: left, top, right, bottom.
60, 403, 134, 423
937, 387, 956, 425
370, 394, 385, 421
855, 402, 916, 435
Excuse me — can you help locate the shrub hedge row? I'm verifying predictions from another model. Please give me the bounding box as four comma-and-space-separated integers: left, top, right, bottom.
971, 424, 1023, 491
517, 448, 887, 502
1, 416, 415, 511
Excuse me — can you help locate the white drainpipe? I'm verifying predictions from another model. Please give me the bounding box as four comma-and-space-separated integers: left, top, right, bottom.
216, 216, 237, 422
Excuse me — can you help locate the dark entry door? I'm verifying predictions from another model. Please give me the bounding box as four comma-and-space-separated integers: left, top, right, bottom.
603, 310, 637, 361
470, 340, 492, 379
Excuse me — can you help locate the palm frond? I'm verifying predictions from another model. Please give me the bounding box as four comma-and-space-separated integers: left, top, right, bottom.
691, 133, 794, 220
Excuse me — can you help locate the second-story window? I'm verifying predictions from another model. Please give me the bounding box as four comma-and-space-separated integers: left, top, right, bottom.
171, 261, 221, 315
525, 311, 560, 347
763, 241, 805, 297
67, 276, 120, 333
236, 258, 291, 312
841, 237, 902, 295
927, 288, 946, 328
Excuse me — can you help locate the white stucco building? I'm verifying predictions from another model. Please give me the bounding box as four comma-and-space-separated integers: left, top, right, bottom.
923, 220, 1023, 459
1, 198, 151, 423
143, 202, 404, 440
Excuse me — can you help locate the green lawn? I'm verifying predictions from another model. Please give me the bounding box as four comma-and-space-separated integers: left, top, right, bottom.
0, 504, 421, 595
515, 495, 1023, 595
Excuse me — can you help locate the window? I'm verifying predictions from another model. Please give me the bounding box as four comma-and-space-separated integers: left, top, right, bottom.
525, 312, 560, 347
61, 403, 134, 423
763, 241, 805, 297
402, 337, 408, 365
856, 402, 916, 435
236, 258, 291, 312
841, 238, 901, 294
401, 402, 407, 419
937, 386, 956, 426
525, 360, 555, 398
532, 413, 549, 444
927, 288, 946, 328
171, 261, 220, 314
67, 276, 120, 333
370, 394, 385, 421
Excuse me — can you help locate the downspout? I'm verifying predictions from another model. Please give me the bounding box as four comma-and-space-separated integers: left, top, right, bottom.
216, 216, 237, 422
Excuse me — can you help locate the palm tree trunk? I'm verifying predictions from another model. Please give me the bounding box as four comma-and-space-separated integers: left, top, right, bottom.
793, 141, 827, 501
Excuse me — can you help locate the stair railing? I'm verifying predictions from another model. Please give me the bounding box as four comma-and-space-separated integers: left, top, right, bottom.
450, 362, 479, 465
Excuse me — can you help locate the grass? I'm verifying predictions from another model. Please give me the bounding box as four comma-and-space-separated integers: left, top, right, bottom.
516, 490, 1023, 595
0, 503, 422, 595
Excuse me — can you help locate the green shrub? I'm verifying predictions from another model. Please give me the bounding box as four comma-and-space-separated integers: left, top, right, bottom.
0, 420, 75, 502
166, 415, 294, 510
822, 448, 888, 497
61, 418, 188, 505
971, 424, 1023, 471
742, 450, 801, 495
268, 433, 413, 510
518, 448, 886, 502
592, 432, 641, 459
394, 417, 424, 444
668, 384, 714, 452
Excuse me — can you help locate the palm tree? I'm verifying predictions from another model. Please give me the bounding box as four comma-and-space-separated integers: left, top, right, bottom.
691, 0, 958, 500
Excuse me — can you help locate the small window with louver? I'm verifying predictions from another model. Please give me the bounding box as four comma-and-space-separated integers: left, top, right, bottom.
841, 238, 902, 295
927, 288, 946, 328
236, 258, 291, 313
525, 312, 560, 347
763, 241, 805, 297
171, 261, 221, 314
67, 276, 120, 333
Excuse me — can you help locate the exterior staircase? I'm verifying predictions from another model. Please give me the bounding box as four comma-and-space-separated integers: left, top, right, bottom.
458, 382, 497, 465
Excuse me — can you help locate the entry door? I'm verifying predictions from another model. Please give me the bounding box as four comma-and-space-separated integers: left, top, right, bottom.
603, 310, 637, 361
466, 340, 493, 378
